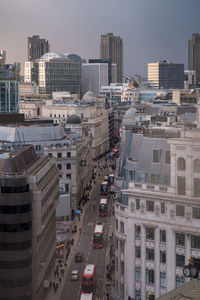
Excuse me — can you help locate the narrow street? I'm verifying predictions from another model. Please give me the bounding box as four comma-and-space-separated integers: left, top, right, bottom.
60, 158, 115, 300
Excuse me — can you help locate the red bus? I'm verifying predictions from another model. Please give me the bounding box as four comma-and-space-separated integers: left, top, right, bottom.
108, 173, 115, 186
100, 181, 108, 195
93, 224, 104, 248
81, 264, 96, 293
80, 292, 93, 300
99, 198, 108, 217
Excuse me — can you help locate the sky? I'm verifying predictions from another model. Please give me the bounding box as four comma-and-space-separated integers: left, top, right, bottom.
1, 0, 200, 77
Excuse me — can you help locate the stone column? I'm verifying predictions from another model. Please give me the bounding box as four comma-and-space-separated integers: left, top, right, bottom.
166, 228, 175, 292
141, 225, 146, 299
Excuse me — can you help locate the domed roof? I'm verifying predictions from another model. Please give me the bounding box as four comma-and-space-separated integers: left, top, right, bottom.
82, 90, 97, 102
64, 53, 82, 62
67, 114, 81, 124
124, 106, 137, 118
40, 52, 66, 60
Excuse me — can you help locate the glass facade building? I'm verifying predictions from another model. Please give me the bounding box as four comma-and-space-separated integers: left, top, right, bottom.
0, 80, 19, 113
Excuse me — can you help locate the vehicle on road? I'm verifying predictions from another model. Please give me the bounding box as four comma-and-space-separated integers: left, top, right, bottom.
100, 181, 108, 195
70, 269, 79, 281
104, 175, 109, 182
99, 198, 108, 217
93, 224, 104, 248
80, 292, 93, 300
109, 152, 115, 160
108, 173, 115, 186
81, 264, 96, 293
75, 252, 83, 262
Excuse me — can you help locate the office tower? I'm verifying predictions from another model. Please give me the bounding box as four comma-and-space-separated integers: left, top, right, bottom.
0, 144, 59, 300
0, 80, 19, 113
28, 35, 50, 61
100, 33, 123, 83
24, 52, 82, 95
0, 50, 6, 70
82, 63, 108, 96
88, 58, 113, 85
148, 60, 184, 89
188, 33, 200, 85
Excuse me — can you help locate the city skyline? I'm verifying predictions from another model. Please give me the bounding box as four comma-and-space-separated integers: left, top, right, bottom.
1, 0, 200, 77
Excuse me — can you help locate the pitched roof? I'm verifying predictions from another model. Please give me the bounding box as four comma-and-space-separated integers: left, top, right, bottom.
157, 279, 200, 300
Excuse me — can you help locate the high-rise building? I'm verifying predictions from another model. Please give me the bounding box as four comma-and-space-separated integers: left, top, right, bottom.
148, 61, 184, 89
82, 63, 108, 96
0, 80, 19, 113
88, 58, 116, 85
24, 52, 82, 95
100, 33, 123, 83
28, 35, 50, 61
0, 144, 59, 300
188, 33, 200, 85
0, 50, 6, 70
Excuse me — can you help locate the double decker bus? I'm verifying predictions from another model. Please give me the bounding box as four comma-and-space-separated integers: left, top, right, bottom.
81, 264, 96, 293
108, 173, 115, 186
80, 292, 93, 300
100, 181, 108, 195
93, 224, 104, 248
99, 198, 108, 217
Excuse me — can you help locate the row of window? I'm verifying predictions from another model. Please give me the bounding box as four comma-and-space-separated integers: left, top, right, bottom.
48, 152, 71, 158
135, 276, 185, 300
177, 157, 200, 172
0, 204, 31, 214
57, 163, 71, 170
1, 184, 29, 194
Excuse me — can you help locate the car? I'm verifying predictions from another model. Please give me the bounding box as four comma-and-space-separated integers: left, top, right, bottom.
75, 252, 83, 262
70, 269, 79, 281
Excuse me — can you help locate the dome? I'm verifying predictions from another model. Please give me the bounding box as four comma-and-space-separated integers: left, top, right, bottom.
124, 106, 137, 118
40, 52, 66, 61
82, 90, 97, 102
64, 53, 82, 62
67, 114, 81, 124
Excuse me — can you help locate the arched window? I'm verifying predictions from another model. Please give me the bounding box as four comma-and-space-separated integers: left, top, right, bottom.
194, 159, 200, 172
177, 157, 186, 171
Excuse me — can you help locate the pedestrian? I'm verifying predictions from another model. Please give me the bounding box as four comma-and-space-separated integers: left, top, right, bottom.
79, 227, 82, 233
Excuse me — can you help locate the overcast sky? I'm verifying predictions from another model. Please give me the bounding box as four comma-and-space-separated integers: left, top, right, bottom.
1, 0, 200, 77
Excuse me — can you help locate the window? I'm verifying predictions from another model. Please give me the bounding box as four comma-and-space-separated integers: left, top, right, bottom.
136, 266, 141, 281
163, 175, 170, 185
57, 164, 62, 170
192, 207, 200, 219
66, 174, 71, 179
66, 163, 71, 170
138, 172, 146, 183
57, 152, 62, 158
177, 176, 186, 195
191, 235, 200, 249
150, 174, 157, 184
153, 149, 161, 163
135, 225, 141, 238
146, 269, 154, 284
176, 276, 184, 288
160, 251, 166, 264
135, 290, 141, 300
115, 219, 118, 230
120, 284, 124, 299
129, 170, 134, 180
136, 198, 140, 210
120, 261, 124, 276
194, 159, 200, 172
161, 203, 165, 214
146, 227, 154, 240
120, 241, 124, 253
176, 233, 185, 246
177, 157, 186, 170
176, 205, 185, 217
48, 153, 52, 156
160, 272, 166, 287
176, 254, 185, 267
146, 248, 154, 261
67, 152, 71, 158
160, 230, 166, 242
120, 221, 124, 233
146, 201, 154, 212
136, 246, 141, 258
165, 151, 170, 164
194, 178, 200, 196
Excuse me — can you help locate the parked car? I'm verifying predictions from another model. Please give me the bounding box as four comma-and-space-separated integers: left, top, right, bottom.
70, 269, 79, 281
75, 252, 83, 262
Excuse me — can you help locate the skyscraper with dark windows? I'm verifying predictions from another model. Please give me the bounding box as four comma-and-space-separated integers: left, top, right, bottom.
100, 33, 123, 83
28, 35, 50, 61
188, 33, 200, 85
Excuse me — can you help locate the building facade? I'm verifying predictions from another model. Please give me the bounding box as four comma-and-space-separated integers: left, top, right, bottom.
188, 33, 200, 85
28, 35, 50, 61
100, 33, 123, 83
148, 61, 184, 89
0, 144, 59, 300
0, 80, 19, 113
